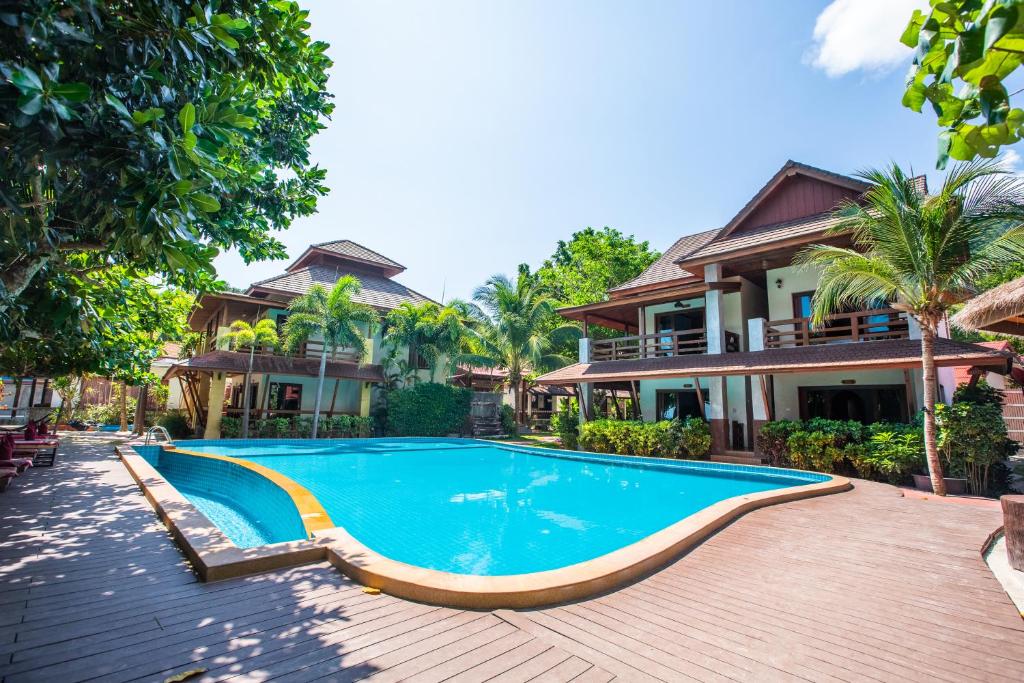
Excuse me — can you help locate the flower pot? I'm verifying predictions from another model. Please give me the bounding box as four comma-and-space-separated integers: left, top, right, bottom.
912, 474, 968, 495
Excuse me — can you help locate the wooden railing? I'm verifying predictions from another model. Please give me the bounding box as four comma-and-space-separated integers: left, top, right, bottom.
764, 308, 909, 348
592, 329, 708, 361
225, 340, 360, 362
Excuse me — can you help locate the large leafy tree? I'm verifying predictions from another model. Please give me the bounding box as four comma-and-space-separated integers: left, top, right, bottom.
224, 318, 279, 439
468, 273, 580, 425
902, 0, 1024, 167
797, 160, 1024, 495
281, 277, 379, 438
0, 0, 332, 337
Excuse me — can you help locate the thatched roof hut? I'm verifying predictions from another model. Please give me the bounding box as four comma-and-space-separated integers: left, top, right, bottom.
951, 276, 1024, 336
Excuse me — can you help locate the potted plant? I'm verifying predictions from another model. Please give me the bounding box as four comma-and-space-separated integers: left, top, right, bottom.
911, 471, 967, 495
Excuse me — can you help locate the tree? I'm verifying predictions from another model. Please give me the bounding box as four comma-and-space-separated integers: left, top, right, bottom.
467, 273, 580, 425
382, 300, 483, 384
281, 277, 379, 438
224, 318, 280, 439
797, 160, 1024, 495
532, 227, 660, 308
0, 1, 332, 332
902, 1, 1024, 168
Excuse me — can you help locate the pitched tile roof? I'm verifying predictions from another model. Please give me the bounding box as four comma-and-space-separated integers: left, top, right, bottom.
166, 350, 385, 382
534, 338, 1011, 385
608, 228, 720, 293
247, 265, 434, 310
676, 212, 843, 265
311, 240, 404, 270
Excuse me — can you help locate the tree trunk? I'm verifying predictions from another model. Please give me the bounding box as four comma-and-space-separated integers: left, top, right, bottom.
10, 377, 23, 418
920, 324, 946, 496
133, 384, 149, 435
512, 382, 522, 427
119, 381, 129, 431
241, 345, 255, 438
0, 253, 52, 313
311, 345, 328, 438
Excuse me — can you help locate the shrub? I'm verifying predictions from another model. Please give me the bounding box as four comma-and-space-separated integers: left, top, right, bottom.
578, 419, 683, 458
499, 404, 516, 437
384, 383, 472, 437
155, 410, 192, 439
674, 416, 711, 459
852, 423, 924, 484
220, 416, 241, 439
550, 400, 579, 449
936, 399, 1017, 496
756, 420, 801, 467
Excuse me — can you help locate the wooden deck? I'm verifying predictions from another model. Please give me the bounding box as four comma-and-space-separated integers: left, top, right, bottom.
1, 434, 1022, 682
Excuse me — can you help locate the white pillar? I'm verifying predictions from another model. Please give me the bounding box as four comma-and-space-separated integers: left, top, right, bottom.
703, 264, 729, 450
578, 337, 593, 424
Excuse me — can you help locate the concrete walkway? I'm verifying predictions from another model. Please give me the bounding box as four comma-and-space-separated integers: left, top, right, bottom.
1, 433, 1022, 682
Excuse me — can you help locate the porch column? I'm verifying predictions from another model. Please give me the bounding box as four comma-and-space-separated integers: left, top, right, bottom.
577, 337, 593, 425
748, 318, 772, 456
704, 264, 729, 452
203, 372, 227, 439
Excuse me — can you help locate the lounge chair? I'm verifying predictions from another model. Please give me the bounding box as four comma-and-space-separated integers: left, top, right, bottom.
12, 440, 57, 467
0, 467, 17, 492
0, 458, 31, 473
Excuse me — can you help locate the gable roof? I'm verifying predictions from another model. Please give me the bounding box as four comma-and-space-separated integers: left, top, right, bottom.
608, 228, 719, 296
247, 264, 434, 310
285, 239, 406, 276
719, 160, 869, 240
675, 211, 844, 268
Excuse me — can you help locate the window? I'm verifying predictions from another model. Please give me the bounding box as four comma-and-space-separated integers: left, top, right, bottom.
800, 385, 907, 423
653, 310, 705, 356
268, 382, 302, 412
656, 390, 706, 422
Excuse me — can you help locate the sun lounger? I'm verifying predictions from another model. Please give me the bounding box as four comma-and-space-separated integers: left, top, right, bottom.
12, 440, 57, 467
0, 467, 17, 492
0, 458, 31, 473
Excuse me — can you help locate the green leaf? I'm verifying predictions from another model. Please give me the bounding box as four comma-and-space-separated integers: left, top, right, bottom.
984, 6, 1018, 51
10, 67, 42, 94
51, 82, 91, 102
901, 10, 923, 48
169, 179, 194, 196
17, 93, 43, 115
902, 82, 927, 112
178, 102, 196, 132
191, 193, 221, 212
104, 93, 130, 117
210, 26, 239, 50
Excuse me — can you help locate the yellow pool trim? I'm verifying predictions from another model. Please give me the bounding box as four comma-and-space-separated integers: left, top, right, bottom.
163, 445, 335, 537
117, 443, 330, 581
316, 470, 852, 609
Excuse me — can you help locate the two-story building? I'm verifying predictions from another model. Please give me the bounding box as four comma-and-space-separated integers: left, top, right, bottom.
535, 161, 1014, 462
167, 240, 436, 438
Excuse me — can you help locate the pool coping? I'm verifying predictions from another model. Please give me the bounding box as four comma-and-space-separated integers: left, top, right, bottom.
117, 442, 330, 581
118, 438, 851, 604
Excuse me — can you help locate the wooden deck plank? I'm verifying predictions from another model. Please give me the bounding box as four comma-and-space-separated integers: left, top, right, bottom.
1, 433, 1020, 683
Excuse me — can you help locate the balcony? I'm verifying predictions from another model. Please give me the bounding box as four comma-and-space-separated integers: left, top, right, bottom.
590, 329, 740, 361
197, 331, 361, 362
764, 308, 909, 349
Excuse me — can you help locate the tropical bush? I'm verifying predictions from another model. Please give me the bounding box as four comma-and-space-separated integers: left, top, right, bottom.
155, 410, 192, 439
852, 423, 925, 484
221, 414, 372, 439
384, 383, 472, 437
756, 420, 802, 467
551, 399, 579, 450
577, 418, 710, 458
221, 416, 241, 438
936, 383, 1017, 496
499, 404, 516, 437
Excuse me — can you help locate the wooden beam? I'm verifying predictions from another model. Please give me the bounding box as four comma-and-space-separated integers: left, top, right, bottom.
692, 378, 706, 420
758, 374, 774, 421
903, 370, 917, 419
629, 381, 642, 421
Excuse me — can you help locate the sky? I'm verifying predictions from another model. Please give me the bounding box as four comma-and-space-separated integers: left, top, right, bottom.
212, 0, 982, 303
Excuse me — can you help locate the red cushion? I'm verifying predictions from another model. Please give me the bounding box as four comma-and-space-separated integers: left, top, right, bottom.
0, 434, 12, 461
24, 422, 36, 440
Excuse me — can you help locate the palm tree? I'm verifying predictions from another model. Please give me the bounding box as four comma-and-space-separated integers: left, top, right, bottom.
383, 302, 437, 384
468, 273, 580, 425
797, 160, 1024, 495
224, 318, 280, 438
281, 277, 379, 438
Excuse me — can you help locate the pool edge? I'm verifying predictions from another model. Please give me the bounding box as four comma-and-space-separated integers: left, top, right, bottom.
117, 443, 330, 581
318, 470, 852, 609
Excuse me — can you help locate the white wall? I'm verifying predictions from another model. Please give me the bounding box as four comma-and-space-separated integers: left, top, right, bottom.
771, 369, 914, 421
766, 264, 821, 322
638, 377, 710, 422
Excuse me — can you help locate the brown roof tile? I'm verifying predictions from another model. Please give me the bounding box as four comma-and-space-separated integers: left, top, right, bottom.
247, 265, 434, 310
609, 228, 720, 293
311, 240, 404, 270
676, 212, 842, 265
534, 338, 1011, 384
166, 350, 385, 382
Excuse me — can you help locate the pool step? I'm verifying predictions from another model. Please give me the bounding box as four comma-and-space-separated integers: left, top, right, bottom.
711, 451, 768, 466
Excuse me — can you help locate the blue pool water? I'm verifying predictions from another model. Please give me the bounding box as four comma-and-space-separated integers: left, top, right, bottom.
167, 438, 826, 575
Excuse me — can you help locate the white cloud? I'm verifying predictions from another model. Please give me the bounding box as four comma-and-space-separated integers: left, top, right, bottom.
806, 0, 928, 78
998, 149, 1022, 173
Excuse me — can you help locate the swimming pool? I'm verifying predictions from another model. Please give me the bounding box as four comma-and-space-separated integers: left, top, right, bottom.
166, 438, 831, 576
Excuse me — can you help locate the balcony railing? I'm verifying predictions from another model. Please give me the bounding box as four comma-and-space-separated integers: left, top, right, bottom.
764, 307, 909, 348
195, 333, 361, 362
590, 328, 739, 361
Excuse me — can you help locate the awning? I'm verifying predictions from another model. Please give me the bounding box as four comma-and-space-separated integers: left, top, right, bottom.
950, 275, 1024, 336
556, 281, 740, 331
164, 350, 385, 383
534, 338, 1013, 385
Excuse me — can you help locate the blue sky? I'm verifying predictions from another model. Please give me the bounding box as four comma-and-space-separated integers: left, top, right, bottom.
214, 0, 954, 302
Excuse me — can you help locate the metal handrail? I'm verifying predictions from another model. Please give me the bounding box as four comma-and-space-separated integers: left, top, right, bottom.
144, 426, 171, 445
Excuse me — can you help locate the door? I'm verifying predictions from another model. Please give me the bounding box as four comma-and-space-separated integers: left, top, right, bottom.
655, 310, 706, 355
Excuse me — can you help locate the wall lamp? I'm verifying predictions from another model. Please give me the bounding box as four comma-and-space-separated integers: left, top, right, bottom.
775, 278, 783, 289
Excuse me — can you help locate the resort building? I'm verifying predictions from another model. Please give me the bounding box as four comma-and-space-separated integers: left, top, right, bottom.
168, 240, 436, 438
536, 161, 1016, 461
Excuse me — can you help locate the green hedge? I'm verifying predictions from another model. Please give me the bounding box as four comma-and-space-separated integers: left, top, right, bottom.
550, 399, 579, 449
384, 383, 472, 437
578, 417, 711, 459
220, 414, 372, 439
